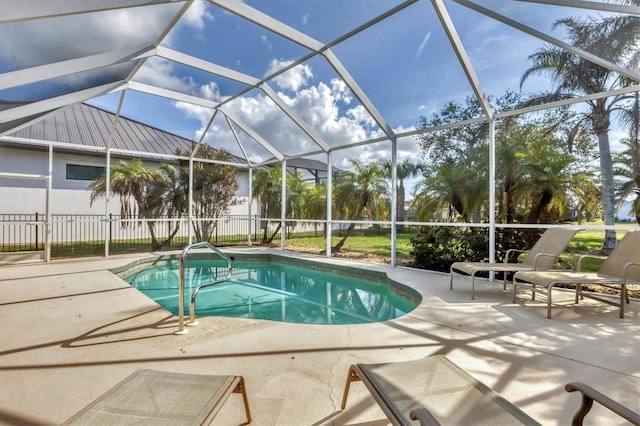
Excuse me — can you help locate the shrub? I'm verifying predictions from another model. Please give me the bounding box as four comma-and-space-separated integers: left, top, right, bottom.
410, 227, 538, 273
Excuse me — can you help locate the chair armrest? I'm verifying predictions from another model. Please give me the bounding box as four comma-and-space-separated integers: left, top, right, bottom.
576, 254, 605, 272
409, 407, 441, 425
532, 252, 559, 270
505, 249, 527, 263
623, 262, 640, 283
565, 382, 640, 426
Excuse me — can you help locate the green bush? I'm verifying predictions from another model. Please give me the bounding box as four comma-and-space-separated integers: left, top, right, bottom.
410, 227, 539, 272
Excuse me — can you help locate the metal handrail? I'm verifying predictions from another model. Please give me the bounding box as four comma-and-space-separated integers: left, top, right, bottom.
177, 241, 232, 335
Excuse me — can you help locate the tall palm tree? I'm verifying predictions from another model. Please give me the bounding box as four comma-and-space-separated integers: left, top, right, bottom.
381, 158, 420, 225
303, 182, 328, 237
146, 163, 185, 247
614, 91, 639, 224
520, 12, 640, 250
89, 158, 170, 250
614, 138, 640, 224
252, 166, 282, 244
332, 160, 389, 252
284, 171, 310, 237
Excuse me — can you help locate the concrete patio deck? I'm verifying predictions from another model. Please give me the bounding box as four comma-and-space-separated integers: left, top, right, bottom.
1, 248, 638, 425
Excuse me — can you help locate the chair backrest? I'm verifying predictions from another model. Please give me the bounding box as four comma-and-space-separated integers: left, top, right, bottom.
522, 228, 580, 269
599, 231, 640, 280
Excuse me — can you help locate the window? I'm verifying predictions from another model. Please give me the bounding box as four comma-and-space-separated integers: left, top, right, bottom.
66, 164, 105, 181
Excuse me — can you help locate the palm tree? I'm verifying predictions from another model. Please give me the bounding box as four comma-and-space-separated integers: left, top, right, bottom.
146, 163, 185, 247
176, 146, 239, 242
89, 158, 170, 250
614, 91, 639, 224
332, 160, 389, 253
252, 166, 283, 244
614, 138, 640, 224
520, 13, 640, 250
303, 182, 328, 237
284, 171, 310, 237
381, 158, 420, 225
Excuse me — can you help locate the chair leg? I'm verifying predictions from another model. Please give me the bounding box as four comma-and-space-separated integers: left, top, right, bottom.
449, 269, 454, 290
547, 284, 554, 319
341, 366, 361, 410
234, 377, 252, 425
471, 273, 476, 300
620, 285, 626, 319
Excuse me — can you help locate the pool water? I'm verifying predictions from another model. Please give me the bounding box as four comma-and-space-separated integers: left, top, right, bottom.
123, 259, 419, 325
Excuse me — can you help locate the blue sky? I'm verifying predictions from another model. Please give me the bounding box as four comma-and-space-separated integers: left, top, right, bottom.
0, 0, 632, 171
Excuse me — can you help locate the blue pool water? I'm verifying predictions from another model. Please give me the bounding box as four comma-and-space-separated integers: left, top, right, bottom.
122, 259, 419, 325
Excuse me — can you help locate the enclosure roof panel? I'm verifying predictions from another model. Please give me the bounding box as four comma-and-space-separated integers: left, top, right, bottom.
0, 0, 637, 165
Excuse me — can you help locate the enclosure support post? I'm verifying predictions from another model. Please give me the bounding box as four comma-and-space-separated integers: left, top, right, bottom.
326, 151, 333, 257
104, 90, 125, 258
45, 145, 52, 262
280, 159, 287, 251
248, 167, 253, 246
188, 158, 194, 245
489, 119, 496, 266
104, 148, 111, 257
391, 138, 398, 267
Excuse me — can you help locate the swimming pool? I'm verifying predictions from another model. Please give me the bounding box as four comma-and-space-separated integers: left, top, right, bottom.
120, 256, 420, 325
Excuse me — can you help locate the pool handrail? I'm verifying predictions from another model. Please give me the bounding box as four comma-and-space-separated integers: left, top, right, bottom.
177, 241, 232, 334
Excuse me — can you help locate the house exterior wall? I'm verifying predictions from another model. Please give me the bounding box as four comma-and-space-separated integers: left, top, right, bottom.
0, 145, 255, 216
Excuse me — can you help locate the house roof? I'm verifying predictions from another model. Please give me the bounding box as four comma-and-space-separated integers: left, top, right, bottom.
2, 102, 193, 155
0, 102, 247, 165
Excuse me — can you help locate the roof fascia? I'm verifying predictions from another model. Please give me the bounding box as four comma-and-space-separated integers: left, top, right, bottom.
0, 46, 155, 91
454, 0, 640, 82
0, 0, 183, 24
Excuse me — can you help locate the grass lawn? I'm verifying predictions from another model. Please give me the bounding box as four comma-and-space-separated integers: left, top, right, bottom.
285, 228, 633, 271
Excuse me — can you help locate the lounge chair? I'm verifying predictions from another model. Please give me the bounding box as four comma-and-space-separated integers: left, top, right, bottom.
63, 369, 251, 425
450, 228, 581, 300
565, 382, 640, 426
341, 354, 541, 425
512, 230, 639, 319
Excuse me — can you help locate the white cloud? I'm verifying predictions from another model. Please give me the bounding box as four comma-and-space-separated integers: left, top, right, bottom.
181, 0, 214, 31
134, 58, 197, 94
199, 82, 221, 101
265, 59, 314, 92
330, 79, 352, 105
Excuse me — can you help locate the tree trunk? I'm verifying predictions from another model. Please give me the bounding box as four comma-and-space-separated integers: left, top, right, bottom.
266, 222, 281, 244
332, 222, 356, 253
593, 107, 616, 252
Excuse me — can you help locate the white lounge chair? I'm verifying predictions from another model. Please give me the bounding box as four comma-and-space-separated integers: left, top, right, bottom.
63, 369, 251, 425
512, 230, 639, 319
341, 354, 540, 425
450, 228, 581, 299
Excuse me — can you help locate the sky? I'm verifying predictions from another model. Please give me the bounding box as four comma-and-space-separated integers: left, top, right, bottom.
0, 0, 634, 178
